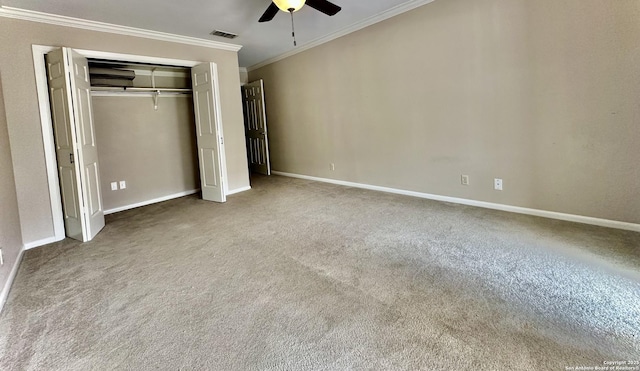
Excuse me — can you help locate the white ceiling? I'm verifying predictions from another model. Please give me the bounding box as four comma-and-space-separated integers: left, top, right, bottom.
2, 0, 431, 67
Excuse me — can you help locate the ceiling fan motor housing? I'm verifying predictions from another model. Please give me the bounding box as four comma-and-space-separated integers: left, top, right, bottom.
273, 0, 306, 12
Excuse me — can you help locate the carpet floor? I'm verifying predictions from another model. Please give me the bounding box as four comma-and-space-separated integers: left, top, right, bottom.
1, 175, 639, 370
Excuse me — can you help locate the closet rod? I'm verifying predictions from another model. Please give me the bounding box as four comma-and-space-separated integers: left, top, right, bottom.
91, 87, 192, 93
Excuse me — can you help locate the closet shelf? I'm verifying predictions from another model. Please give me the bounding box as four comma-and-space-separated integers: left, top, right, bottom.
91, 87, 191, 93
90, 87, 192, 111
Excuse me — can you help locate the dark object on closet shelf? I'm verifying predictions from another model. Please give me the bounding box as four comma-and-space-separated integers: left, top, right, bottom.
90, 78, 134, 88
89, 67, 136, 80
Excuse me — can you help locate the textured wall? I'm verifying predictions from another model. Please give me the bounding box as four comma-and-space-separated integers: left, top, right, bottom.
92, 95, 199, 212
0, 74, 23, 298
0, 18, 250, 245
250, 0, 640, 224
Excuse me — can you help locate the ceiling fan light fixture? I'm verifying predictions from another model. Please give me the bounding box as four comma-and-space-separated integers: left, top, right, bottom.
273, 0, 306, 12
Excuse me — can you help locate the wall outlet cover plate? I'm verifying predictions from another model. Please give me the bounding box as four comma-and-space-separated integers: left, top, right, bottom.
494, 178, 503, 191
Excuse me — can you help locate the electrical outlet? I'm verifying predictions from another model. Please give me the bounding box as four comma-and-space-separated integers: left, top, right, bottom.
494, 178, 503, 191
111, 182, 118, 191
461, 175, 469, 186
330, 163, 335, 171
119, 180, 126, 189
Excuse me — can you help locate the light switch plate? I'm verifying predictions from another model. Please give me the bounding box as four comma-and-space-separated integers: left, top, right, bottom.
111, 182, 118, 191
461, 175, 469, 186
119, 181, 126, 189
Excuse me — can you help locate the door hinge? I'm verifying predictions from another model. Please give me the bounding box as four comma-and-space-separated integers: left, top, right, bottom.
70, 153, 74, 164
220, 137, 224, 145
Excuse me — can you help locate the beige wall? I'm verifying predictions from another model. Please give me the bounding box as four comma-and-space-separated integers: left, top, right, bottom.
93, 96, 199, 212
0, 74, 23, 297
0, 18, 250, 245
250, 0, 640, 224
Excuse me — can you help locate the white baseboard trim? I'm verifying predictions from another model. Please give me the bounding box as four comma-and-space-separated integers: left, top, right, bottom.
227, 186, 251, 195
104, 189, 200, 215
0, 248, 25, 313
272, 171, 640, 233
23, 235, 64, 250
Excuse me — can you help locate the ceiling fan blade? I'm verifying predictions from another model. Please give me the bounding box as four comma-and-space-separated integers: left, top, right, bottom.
305, 0, 342, 16
259, 3, 279, 22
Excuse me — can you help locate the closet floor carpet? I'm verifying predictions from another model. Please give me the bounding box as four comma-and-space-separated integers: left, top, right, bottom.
1, 175, 639, 370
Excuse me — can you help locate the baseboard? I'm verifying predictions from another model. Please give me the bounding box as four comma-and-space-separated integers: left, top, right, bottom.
227, 186, 251, 195
272, 171, 640, 233
0, 247, 24, 313
104, 189, 200, 215
23, 235, 64, 250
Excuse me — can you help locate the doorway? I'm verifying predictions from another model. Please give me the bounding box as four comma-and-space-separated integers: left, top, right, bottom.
242, 79, 271, 176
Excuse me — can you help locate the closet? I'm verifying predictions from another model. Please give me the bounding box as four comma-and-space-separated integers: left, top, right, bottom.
88, 60, 198, 216
45, 47, 226, 243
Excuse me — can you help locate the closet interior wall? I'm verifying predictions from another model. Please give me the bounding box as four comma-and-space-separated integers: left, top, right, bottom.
89, 61, 200, 213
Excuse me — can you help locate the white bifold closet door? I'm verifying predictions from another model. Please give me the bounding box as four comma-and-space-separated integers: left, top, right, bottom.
191, 63, 226, 203
45, 47, 105, 242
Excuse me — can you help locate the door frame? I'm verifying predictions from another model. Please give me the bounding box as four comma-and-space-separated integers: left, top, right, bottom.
32, 45, 229, 241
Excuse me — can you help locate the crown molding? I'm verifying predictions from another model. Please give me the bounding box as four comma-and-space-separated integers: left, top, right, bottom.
247, 0, 435, 71
0, 6, 242, 52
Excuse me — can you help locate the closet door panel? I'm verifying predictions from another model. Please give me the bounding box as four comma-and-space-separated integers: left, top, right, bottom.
45, 48, 84, 241
45, 47, 105, 242
192, 63, 225, 203
68, 48, 105, 240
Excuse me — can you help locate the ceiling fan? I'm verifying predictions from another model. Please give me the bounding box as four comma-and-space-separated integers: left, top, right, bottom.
259, 0, 342, 22
259, 0, 342, 45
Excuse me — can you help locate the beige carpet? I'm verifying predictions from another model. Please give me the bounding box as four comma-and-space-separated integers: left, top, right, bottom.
1, 175, 639, 370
